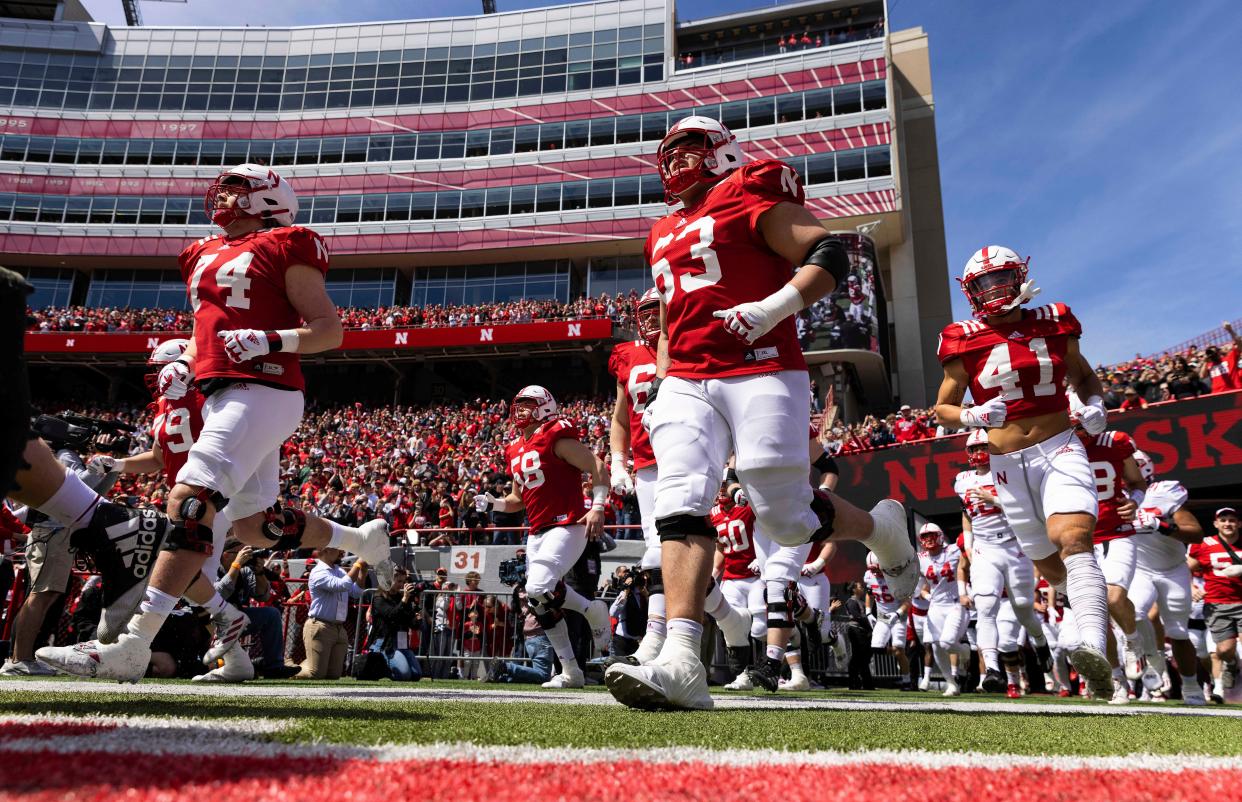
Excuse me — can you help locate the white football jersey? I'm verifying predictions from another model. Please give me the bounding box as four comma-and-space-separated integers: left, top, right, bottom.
864, 568, 903, 616
1134, 480, 1191, 573
954, 470, 1015, 544
919, 543, 961, 605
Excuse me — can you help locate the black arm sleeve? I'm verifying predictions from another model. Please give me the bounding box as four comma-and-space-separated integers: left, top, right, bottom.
802, 236, 849, 287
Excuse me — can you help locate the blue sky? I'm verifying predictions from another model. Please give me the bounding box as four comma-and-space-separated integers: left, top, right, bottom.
81, 0, 1242, 364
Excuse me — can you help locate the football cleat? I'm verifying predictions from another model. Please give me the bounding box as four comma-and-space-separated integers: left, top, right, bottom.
864, 500, 918, 602
942, 678, 961, 697
0, 659, 56, 677
981, 667, 1006, 693
1182, 685, 1207, 707
1068, 644, 1112, 691
36, 634, 150, 682
918, 674, 932, 692
1123, 639, 1143, 682
1006, 683, 1022, 700
1222, 660, 1238, 690
778, 673, 811, 692
203, 604, 248, 666
71, 502, 172, 645
356, 519, 395, 591
1057, 688, 1071, 698
192, 643, 254, 683
589, 654, 639, 671
604, 646, 713, 711
725, 645, 752, 678
541, 664, 585, 689
1109, 680, 1131, 706
1140, 663, 1164, 693
584, 600, 613, 655
482, 657, 507, 684
1034, 642, 1054, 674
745, 657, 783, 693
723, 672, 754, 691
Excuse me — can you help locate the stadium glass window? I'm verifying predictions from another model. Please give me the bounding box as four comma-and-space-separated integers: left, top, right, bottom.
535, 183, 560, 213
101, 140, 127, 164
721, 101, 748, 131
587, 181, 612, 209
865, 146, 891, 177
88, 197, 114, 224
37, 196, 64, 223
326, 268, 396, 308
588, 256, 648, 298
222, 140, 248, 166
113, 198, 140, 224
85, 270, 189, 310
416, 133, 441, 160
441, 132, 466, 159
747, 97, 775, 127
862, 80, 886, 111
465, 130, 490, 158
149, 140, 176, 165
173, 140, 199, 165
0, 193, 12, 221
485, 187, 510, 217
139, 198, 165, 225
359, 195, 386, 222
777, 94, 804, 123
613, 176, 640, 207
805, 153, 835, 185
0, 135, 26, 161
77, 138, 102, 164
165, 198, 190, 225
336, 195, 362, 224
514, 125, 540, 154
411, 193, 436, 220
64, 197, 91, 223
836, 149, 865, 181
12, 195, 37, 222
615, 115, 640, 144
199, 141, 225, 166
435, 191, 461, 220
459, 190, 484, 218
319, 137, 345, 164
803, 89, 832, 120
540, 122, 563, 151
310, 197, 337, 225
834, 84, 862, 115
589, 116, 614, 147
25, 137, 52, 162
391, 135, 416, 161
20, 267, 74, 309
564, 121, 589, 150
641, 112, 666, 142
272, 140, 297, 165
385, 193, 411, 221
510, 185, 536, 215
640, 175, 663, 204
562, 181, 587, 211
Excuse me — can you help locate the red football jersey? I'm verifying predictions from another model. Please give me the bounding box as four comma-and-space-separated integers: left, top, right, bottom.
646, 159, 809, 380
1206, 347, 1238, 393
1079, 430, 1137, 541
937, 303, 1082, 421
1188, 537, 1242, 604
179, 226, 330, 392
607, 340, 657, 470
712, 502, 758, 581
152, 390, 205, 488
505, 418, 586, 534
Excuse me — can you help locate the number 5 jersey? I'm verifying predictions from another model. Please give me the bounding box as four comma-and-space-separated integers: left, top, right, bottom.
505, 418, 587, 534
607, 339, 657, 471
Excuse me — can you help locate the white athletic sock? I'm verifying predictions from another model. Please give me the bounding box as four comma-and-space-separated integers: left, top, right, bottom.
559, 584, 591, 616
982, 647, 1000, 672
665, 618, 703, 656
922, 665, 932, 680
706, 588, 750, 648
544, 619, 576, 664
127, 586, 180, 643
1214, 677, 1225, 695
326, 520, 366, 553
1005, 666, 1022, 686
647, 592, 666, 626
200, 593, 229, 616
632, 630, 665, 664
1063, 552, 1109, 654
788, 661, 806, 680
38, 471, 100, 530
1133, 619, 1158, 658
933, 645, 954, 682
1013, 605, 1048, 647
765, 643, 786, 662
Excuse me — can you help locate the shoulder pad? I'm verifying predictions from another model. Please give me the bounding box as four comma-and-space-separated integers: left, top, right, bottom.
737, 158, 805, 205
938, 320, 985, 363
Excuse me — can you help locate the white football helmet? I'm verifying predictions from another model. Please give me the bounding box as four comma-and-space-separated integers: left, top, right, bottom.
917, 522, 945, 551
959, 245, 1040, 319
656, 115, 748, 202
635, 287, 661, 347
1133, 448, 1156, 483
144, 338, 189, 395
966, 428, 990, 468
865, 550, 881, 575
206, 163, 298, 229
510, 385, 558, 427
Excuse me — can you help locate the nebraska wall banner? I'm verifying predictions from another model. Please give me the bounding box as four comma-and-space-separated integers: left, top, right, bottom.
835, 390, 1242, 517
24, 319, 615, 355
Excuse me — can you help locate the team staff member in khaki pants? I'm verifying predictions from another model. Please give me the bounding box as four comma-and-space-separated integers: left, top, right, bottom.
297, 546, 367, 679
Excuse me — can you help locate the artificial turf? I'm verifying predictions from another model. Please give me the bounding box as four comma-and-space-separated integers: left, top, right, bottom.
3, 686, 1241, 757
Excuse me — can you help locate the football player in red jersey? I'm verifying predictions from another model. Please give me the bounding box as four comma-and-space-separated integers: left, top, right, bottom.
84, 339, 258, 682
934, 245, 1114, 697
481, 385, 612, 689
604, 116, 915, 712
711, 485, 765, 689
954, 429, 1052, 694
1077, 425, 1148, 704
38, 165, 392, 682
1188, 508, 1242, 702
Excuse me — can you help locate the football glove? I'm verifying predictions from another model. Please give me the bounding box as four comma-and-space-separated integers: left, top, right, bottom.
959, 396, 1008, 429
746, 559, 762, 577
157, 358, 193, 400
1073, 396, 1108, 435
86, 455, 117, 476
730, 485, 749, 507
712, 284, 803, 345
609, 453, 634, 495
801, 558, 825, 577
218, 328, 271, 364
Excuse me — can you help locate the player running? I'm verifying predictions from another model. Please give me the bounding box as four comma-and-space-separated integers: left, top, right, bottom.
38, 164, 393, 681
605, 116, 914, 711
865, 551, 912, 690
711, 486, 765, 689
481, 385, 612, 688
916, 523, 969, 696
955, 429, 1052, 694
935, 245, 1113, 697
1188, 508, 1242, 703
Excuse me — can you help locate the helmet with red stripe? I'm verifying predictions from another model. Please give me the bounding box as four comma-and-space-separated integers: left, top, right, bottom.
959, 245, 1040, 319
865, 550, 881, 576
144, 338, 190, 396
656, 116, 747, 203
635, 287, 661, 348
510, 385, 557, 428
966, 428, 990, 469
206, 163, 298, 229
1133, 448, 1156, 483
918, 522, 945, 552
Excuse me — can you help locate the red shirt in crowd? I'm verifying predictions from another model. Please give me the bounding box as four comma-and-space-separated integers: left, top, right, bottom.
1189, 536, 1242, 603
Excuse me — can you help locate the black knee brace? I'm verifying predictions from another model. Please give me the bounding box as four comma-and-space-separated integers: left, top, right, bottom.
1000, 650, 1023, 669
263, 504, 308, 551
656, 513, 713, 541
810, 489, 836, 540
165, 488, 221, 554
766, 582, 796, 630
643, 567, 664, 595
529, 581, 568, 630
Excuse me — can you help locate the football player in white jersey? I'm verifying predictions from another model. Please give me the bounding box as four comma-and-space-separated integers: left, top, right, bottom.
866, 550, 912, 690
917, 523, 970, 696
955, 430, 1052, 693
1125, 451, 1207, 705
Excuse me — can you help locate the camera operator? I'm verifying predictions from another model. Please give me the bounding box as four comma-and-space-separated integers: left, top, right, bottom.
1199, 321, 1241, 394
366, 566, 422, 681
482, 585, 554, 685
1, 431, 121, 676
608, 567, 647, 657
212, 542, 298, 680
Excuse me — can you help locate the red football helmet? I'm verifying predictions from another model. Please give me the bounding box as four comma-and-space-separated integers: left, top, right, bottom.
144, 338, 189, 395
635, 287, 661, 348
510, 385, 558, 428
205, 163, 298, 229
656, 116, 747, 203
959, 246, 1039, 319
965, 428, 990, 469
918, 523, 945, 552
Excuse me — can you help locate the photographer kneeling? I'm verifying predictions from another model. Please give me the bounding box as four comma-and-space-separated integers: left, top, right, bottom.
482, 585, 554, 685
212, 542, 298, 680
367, 567, 422, 681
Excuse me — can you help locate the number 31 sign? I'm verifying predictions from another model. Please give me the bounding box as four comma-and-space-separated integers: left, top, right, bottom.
450, 547, 486, 575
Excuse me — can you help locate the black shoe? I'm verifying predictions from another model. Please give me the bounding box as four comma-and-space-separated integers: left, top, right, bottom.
588, 654, 639, 670
899, 679, 914, 691
746, 657, 782, 693
802, 611, 824, 655
482, 657, 506, 684
956, 674, 972, 693
1211, 691, 1225, 705
258, 664, 300, 680
726, 645, 752, 677
1035, 643, 1054, 675
981, 667, 1006, 693
70, 501, 172, 644
810, 489, 835, 540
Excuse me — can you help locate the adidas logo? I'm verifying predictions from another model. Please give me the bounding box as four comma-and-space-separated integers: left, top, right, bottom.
112, 509, 162, 579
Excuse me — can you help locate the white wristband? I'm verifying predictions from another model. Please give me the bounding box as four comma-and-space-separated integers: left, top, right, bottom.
276, 329, 300, 353
591, 484, 609, 510
758, 283, 805, 323
957, 580, 969, 596
610, 452, 626, 469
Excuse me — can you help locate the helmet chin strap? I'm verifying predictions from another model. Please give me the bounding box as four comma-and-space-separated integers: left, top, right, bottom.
1001, 280, 1041, 312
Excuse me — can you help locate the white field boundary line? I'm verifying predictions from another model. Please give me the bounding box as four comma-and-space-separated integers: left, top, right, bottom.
4, 679, 1241, 718
1, 715, 1241, 774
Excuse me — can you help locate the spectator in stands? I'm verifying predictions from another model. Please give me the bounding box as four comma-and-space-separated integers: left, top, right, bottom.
893, 404, 933, 444
1200, 321, 1241, 393
297, 547, 368, 680
366, 567, 422, 681
1165, 356, 1204, 400
777, 35, 787, 53
1119, 386, 1148, 411
215, 543, 299, 679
